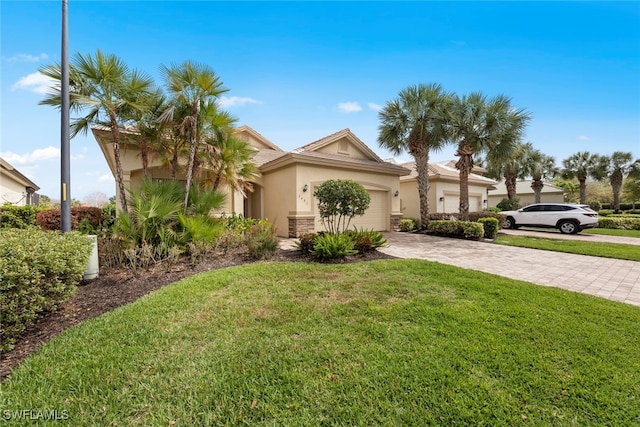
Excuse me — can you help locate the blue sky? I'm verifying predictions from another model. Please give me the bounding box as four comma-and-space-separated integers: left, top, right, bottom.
2, 1, 639, 201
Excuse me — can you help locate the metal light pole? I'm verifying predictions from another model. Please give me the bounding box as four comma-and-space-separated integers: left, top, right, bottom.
60, 0, 71, 232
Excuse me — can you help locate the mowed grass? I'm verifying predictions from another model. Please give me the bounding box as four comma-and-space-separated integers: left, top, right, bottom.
2, 260, 639, 425
495, 235, 640, 261
584, 228, 640, 238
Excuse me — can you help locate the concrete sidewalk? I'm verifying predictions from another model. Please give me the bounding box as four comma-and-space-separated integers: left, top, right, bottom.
378, 232, 640, 307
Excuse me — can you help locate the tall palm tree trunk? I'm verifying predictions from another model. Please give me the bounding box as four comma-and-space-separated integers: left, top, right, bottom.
611, 171, 623, 213
183, 104, 199, 208
504, 174, 517, 200
408, 128, 431, 227
109, 112, 128, 213
578, 177, 587, 204
531, 179, 544, 204
455, 144, 474, 220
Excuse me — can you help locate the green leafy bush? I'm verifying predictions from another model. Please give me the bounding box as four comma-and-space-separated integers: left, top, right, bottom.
224, 212, 257, 233
427, 220, 484, 240
478, 217, 499, 239
598, 217, 640, 230
399, 218, 416, 232
36, 207, 102, 232
345, 227, 387, 252
245, 220, 279, 260
0, 205, 39, 229
588, 201, 602, 212
598, 210, 614, 217
429, 212, 506, 223
484, 207, 502, 213
0, 228, 92, 353
312, 232, 357, 260
497, 197, 520, 211
314, 180, 371, 234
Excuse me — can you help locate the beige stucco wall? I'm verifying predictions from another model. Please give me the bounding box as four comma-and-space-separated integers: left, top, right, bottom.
0, 173, 29, 205
316, 138, 370, 160
488, 192, 565, 208
400, 178, 490, 219
261, 162, 402, 236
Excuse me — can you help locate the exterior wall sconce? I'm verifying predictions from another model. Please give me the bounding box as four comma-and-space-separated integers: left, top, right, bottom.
394, 190, 399, 197
302, 184, 308, 192
483, 199, 488, 204
439, 197, 444, 202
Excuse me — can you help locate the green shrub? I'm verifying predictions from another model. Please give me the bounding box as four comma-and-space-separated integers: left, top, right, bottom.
0, 205, 39, 229
497, 198, 520, 211
598, 209, 614, 217
0, 228, 92, 353
598, 217, 640, 230
314, 180, 370, 234
399, 218, 416, 232
588, 201, 602, 212
295, 233, 319, 254
484, 207, 502, 213
429, 212, 506, 223
224, 212, 257, 233
427, 220, 484, 240
478, 217, 499, 239
245, 220, 279, 260
345, 227, 387, 252
312, 233, 357, 260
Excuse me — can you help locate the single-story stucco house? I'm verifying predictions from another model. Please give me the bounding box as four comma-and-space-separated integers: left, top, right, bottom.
398, 161, 498, 219
93, 125, 411, 237
0, 157, 40, 206
487, 180, 567, 208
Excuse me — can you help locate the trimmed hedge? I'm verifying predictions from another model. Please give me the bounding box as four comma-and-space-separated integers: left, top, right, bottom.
429, 212, 506, 223
598, 217, 640, 230
478, 217, 500, 239
36, 207, 102, 232
0, 205, 39, 229
427, 220, 484, 240
0, 228, 92, 353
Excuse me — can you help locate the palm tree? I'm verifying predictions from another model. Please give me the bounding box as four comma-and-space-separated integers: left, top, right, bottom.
40, 50, 153, 213
201, 132, 259, 196
125, 88, 168, 178
485, 141, 536, 201
378, 83, 452, 227
160, 61, 229, 209
528, 151, 558, 204
591, 152, 639, 213
561, 151, 598, 204
449, 93, 530, 219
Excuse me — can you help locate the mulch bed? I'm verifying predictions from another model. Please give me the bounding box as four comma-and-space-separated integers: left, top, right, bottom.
0, 248, 394, 381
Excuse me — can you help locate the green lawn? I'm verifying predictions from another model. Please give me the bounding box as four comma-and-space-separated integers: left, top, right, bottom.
584, 228, 640, 238
2, 260, 639, 425
495, 235, 640, 261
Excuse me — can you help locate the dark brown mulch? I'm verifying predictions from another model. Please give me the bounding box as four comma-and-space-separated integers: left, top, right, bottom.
0, 248, 395, 381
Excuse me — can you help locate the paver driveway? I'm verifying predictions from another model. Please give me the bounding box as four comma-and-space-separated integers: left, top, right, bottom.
379, 231, 640, 307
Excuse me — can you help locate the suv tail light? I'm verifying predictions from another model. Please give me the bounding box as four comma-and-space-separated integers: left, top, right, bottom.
583, 213, 598, 217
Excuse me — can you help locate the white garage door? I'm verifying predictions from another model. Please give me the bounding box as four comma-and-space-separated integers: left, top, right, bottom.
444, 195, 481, 214
315, 190, 388, 232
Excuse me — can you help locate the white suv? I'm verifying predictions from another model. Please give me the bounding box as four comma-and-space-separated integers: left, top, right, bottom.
501, 203, 599, 234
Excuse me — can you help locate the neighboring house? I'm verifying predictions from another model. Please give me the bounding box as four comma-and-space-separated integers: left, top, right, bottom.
487, 180, 567, 208
399, 161, 497, 218
92, 125, 410, 237
0, 157, 40, 206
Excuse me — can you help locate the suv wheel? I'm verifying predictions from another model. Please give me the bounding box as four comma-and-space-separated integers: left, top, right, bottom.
558, 220, 579, 234
503, 216, 515, 229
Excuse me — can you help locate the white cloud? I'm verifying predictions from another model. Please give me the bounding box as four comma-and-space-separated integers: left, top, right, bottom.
368, 102, 382, 112
577, 135, 590, 141
3, 53, 49, 63
218, 96, 262, 108
0, 146, 60, 165
11, 72, 56, 94
97, 174, 115, 183
338, 101, 362, 113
